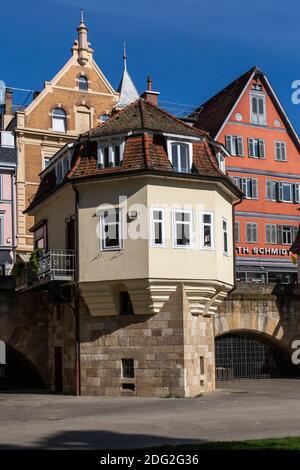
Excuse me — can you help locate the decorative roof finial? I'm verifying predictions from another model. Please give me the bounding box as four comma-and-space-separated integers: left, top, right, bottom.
123, 42, 127, 71
80, 8, 84, 24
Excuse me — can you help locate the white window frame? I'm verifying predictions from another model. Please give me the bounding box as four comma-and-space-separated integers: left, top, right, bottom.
248, 138, 265, 159
279, 182, 293, 203
216, 152, 226, 173
240, 177, 258, 199
266, 180, 277, 201
246, 222, 258, 243
167, 140, 193, 173
234, 220, 240, 243
275, 141, 287, 162
97, 141, 125, 168
266, 224, 277, 244
172, 209, 193, 249
250, 92, 267, 126
200, 211, 214, 250
150, 208, 166, 248
52, 108, 67, 133
100, 208, 123, 251
78, 75, 88, 91
222, 217, 229, 255
225, 135, 244, 156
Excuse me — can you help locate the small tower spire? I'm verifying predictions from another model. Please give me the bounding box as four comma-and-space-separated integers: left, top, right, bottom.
75, 9, 93, 66
116, 43, 139, 109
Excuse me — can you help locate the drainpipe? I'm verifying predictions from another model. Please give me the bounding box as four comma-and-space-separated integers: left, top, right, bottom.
72, 183, 81, 396
11, 169, 16, 265
230, 196, 244, 293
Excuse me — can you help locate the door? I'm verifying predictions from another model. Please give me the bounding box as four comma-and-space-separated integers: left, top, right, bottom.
54, 347, 63, 393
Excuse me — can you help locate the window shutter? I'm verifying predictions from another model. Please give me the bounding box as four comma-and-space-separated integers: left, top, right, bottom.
282, 143, 286, 161
253, 224, 258, 242
293, 226, 298, 242
248, 138, 254, 157
258, 98, 264, 115
266, 225, 271, 243
241, 178, 247, 195
252, 97, 258, 114
259, 139, 265, 159
294, 183, 300, 203
278, 182, 283, 202
275, 142, 281, 160
226, 135, 232, 154
266, 181, 272, 200
272, 225, 277, 244
252, 179, 258, 199
277, 225, 283, 244
237, 137, 244, 156
246, 223, 252, 242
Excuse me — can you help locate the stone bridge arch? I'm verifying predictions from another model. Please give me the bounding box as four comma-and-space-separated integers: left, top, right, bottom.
215, 283, 300, 354
0, 289, 49, 388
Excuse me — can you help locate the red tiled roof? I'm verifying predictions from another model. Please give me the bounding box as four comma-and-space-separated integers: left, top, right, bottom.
26, 99, 242, 213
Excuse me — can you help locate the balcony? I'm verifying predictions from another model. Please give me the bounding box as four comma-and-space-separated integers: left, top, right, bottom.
16, 249, 75, 291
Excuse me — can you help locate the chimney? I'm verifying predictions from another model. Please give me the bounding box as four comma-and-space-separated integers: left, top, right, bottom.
141, 75, 160, 106
4, 89, 13, 115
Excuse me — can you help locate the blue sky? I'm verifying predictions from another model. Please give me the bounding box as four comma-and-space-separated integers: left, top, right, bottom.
2, 0, 300, 131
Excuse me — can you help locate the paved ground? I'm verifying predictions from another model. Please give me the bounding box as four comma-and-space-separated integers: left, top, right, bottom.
0, 379, 300, 449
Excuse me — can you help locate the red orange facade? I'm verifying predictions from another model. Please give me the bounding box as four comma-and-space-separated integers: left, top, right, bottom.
194, 67, 300, 283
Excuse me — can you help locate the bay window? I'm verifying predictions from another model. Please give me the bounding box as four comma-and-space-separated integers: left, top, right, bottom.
200, 212, 214, 249
150, 208, 165, 247
101, 209, 122, 250
173, 210, 193, 248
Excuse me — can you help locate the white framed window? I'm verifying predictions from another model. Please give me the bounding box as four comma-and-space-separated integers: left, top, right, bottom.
225, 135, 244, 156
241, 177, 258, 199
78, 75, 88, 91
150, 208, 165, 247
277, 225, 298, 245
250, 93, 266, 125
234, 221, 240, 243
246, 222, 258, 243
266, 180, 277, 201
248, 138, 265, 159
0, 131, 14, 148
200, 212, 214, 249
222, 218, 229, 255
101, 209, 122, 251
216, 153, 226, 173
173, 209, 193, 249
275, 141, 287, 161
295, 183, 300, 203
0, 215, 3, 246
168, 142, 192, 173
266, 224, 277, 244
52, 107, 67, 132
44, 156, 52, 169
278, 182, 293, 203
97, 142, 124, 168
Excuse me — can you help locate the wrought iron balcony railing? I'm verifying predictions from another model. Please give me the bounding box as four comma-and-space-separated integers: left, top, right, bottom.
16, 249, 75, 290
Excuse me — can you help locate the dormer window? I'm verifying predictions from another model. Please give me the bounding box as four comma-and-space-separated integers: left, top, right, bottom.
168, 142, 192, 173
97, 142, 124, 168
216, 152, 226, 173
78, 75, 88, 91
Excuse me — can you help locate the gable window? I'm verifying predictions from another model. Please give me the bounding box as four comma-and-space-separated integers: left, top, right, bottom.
248, 138, 265, 159
200, 212, 214, 249
225, 135, 244, 156
246, 222, 258, 243
52, 107, 67, 132
119, 292, 134, 315
266, 224, 277, 244
101, 209, 122, 250
233, 177, 258, 199
277, 225, 298, 245
266, 180, 278, 201
78, 75, 88, 91
275, 141, 287, 161
223, 218, 229, 255
234, 221, 240, 243
97, 143, 124, 168
251, 94, 266, 125
173, 210, 193, 249
150, 208, 165, 247
170, 142, 191, 173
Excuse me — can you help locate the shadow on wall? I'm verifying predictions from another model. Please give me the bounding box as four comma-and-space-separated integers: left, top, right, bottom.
0, 429, 205, 450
